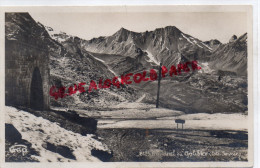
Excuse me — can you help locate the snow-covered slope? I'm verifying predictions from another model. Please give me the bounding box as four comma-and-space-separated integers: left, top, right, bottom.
5, 106, 111, 162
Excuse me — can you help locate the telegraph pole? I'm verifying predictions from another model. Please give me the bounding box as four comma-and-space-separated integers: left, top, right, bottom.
156, 62, 162, 108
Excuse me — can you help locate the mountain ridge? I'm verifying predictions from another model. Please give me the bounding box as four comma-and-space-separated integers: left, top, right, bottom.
8, 13, 247, 113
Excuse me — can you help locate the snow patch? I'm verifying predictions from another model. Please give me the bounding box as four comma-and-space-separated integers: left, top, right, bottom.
89, 53, 121, 82
136, 94, 146, 103
5, 106, 110, 162
192, 40, 197, 44
181, 33, 212, 51
92, 56, 105, 63
199, 62, 213, 73
191, 39, 203, 48
46, 27, 69, 43
195, 43, 204, 48
181, 33, 194, 45
107, 68, 121, 83
56, 37, 67, 42
144, 50, 160, 65
46, 27, 61, 37
201, 42, 213, 51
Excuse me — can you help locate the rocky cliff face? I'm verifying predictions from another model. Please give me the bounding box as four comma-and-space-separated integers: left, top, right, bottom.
203, 39, 222, 51
82, 26, 247, 77
83, 26, 213, 67
209, 33, 247, 76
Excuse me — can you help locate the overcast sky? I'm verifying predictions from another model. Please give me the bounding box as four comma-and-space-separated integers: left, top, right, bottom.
30, 12, 247, 43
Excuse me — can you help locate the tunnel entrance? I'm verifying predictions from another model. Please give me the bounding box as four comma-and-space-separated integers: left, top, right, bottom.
30, 67, 44, 110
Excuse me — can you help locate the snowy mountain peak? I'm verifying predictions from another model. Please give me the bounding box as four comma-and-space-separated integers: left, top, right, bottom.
45, 26, 71, 43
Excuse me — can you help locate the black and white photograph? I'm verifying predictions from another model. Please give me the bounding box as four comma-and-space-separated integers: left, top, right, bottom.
2, 5, 253, 167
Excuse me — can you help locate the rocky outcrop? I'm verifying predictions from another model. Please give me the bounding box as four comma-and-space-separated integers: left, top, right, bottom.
203, 39, 222, 51
229, 35, 238, 43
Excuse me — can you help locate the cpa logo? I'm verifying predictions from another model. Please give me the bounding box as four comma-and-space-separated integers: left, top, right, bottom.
9, 144, 28, 156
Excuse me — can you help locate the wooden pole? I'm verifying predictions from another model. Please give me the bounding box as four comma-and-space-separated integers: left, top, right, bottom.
156, 62, 162, 108
145, 128, 149, 137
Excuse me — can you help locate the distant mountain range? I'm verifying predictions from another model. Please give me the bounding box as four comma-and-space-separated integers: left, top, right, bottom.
49, 24, 247, 76
5, 13, 248, 113
83, 26, 213, 66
